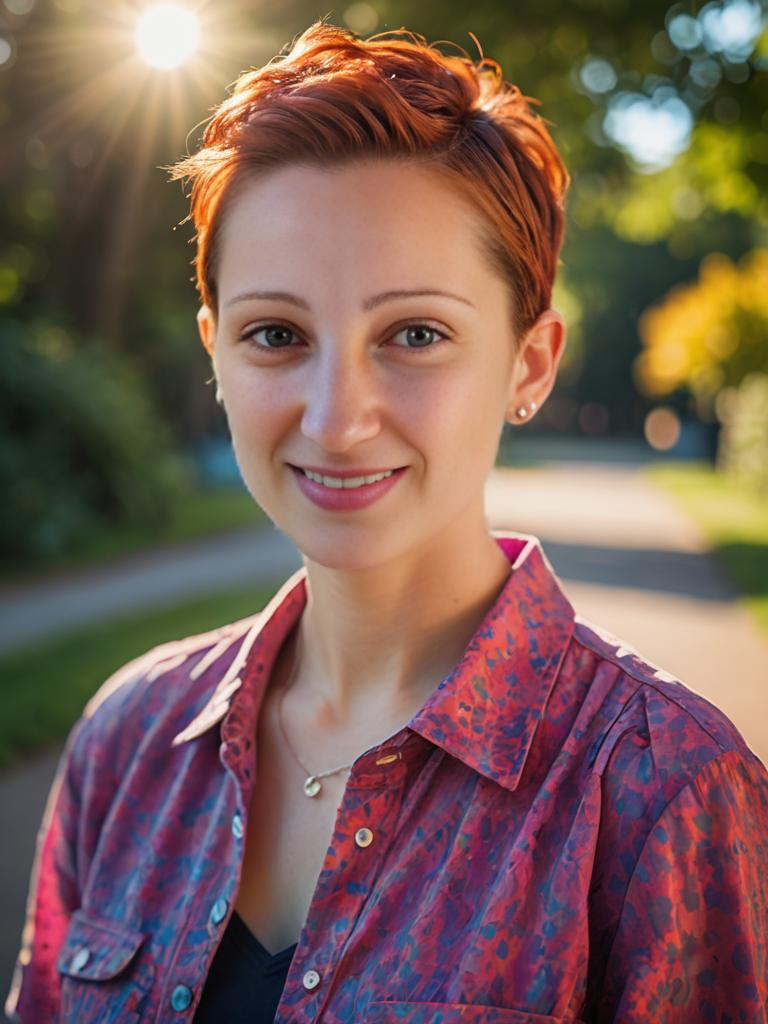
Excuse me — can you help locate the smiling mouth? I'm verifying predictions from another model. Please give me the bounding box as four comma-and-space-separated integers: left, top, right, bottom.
291, 465, 404, 489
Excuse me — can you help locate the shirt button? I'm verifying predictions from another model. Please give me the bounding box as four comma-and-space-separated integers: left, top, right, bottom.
170, 984, 193, 1011
210, 897, 229, 925
355, 827, 374, 848
302, 969, 321, 990
231, 811, 244, 839
375, 752, 400, 765
70, 947, 90, 972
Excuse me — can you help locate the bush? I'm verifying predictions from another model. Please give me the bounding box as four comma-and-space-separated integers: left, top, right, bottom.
0, 318, 189, 564
716, 372, 768, 495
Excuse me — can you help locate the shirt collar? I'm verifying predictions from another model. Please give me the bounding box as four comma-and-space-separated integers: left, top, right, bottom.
410, 533, 575, 791
171, 532, 575, 792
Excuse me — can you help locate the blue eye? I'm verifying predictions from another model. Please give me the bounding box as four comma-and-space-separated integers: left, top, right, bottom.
391, 324, 448, 352
240, 321, 448, 354
242, 324, 297, 349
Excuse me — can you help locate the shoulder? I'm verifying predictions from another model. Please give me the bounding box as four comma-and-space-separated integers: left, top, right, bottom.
567, 630, 768, 1020
69, 611, 264, 769
572, 613, 758, 765
569, 615, 767, 823
563, 616, 768, 959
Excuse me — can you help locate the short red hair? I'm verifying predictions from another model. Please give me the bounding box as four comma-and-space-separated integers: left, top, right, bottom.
170, 20, 570, 340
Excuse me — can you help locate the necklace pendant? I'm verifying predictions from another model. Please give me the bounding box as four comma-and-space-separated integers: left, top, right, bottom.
304, 776, 322, 798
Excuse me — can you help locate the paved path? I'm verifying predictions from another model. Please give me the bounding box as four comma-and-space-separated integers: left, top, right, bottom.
0, 527, 302, 656
3, 458, 767, 1018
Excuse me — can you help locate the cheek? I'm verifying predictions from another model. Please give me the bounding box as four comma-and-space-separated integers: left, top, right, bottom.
423, 365, 505, 436
430, 371, 509, 478
217, 357, 506, 468
219, 367, 287, 435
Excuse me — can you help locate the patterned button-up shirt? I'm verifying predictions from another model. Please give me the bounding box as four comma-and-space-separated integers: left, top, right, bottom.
5, 532, 768, 1023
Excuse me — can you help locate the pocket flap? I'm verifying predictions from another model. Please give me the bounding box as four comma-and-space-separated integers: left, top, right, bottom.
57, 909, 146, 981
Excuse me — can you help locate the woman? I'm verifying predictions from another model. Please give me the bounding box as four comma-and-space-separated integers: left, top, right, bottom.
7, 19, 768, 1024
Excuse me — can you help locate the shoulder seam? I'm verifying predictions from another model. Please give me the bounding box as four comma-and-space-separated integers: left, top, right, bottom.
571, 628, 734, 757
81, 613, 260, 721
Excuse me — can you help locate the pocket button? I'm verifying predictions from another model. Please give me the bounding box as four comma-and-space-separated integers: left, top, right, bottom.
303, 969, 321, 990
355, 827, 374, 848
170, 984, 193, 1011
70, 947, 90, 973
210, 897, 229, 925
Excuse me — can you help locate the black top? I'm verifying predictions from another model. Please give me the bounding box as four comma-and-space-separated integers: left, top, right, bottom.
194, 910, 298, 1023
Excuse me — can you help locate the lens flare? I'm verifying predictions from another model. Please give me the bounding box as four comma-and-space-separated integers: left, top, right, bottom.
135, 4, 199, 70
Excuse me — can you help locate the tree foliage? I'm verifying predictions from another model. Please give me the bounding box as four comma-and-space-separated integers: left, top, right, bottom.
0, 318, 188, 564
635, 248, 768, 402
0, 0, 765, 498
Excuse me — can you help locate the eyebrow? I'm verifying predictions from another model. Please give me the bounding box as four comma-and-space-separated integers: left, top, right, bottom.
224, 288, 475, 311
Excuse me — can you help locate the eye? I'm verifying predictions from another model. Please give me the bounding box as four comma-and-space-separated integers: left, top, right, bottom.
240, 323, 299, 350
390, 323, 449, 353
238, 320, 449, 354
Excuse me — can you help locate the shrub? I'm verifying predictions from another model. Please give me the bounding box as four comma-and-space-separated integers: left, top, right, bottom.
0, 318, 188, 564
716, 372, 768, 494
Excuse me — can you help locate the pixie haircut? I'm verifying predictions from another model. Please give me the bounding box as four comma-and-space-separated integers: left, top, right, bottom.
170, 20, 570, 342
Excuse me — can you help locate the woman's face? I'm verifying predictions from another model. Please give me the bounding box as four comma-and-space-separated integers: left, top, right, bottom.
202, 158, 556, 571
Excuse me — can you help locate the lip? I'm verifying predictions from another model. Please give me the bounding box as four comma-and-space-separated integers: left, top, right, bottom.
289, 464, 407, 511
290, 464, 403, 478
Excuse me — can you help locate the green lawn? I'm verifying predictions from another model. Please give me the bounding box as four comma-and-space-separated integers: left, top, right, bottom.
0, 581, 280, 769
647, 461, 768, 637
2, 485, 266, 584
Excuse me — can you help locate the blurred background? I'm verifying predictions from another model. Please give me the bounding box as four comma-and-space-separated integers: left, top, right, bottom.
1, 0, 767, 1014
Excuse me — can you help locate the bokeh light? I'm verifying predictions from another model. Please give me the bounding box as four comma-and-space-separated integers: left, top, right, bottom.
577, 402, 611, 435
343, 3, 379, 35
135, 4, 199, 70
603, 89, 694, 172
3, 0, 35, 13
667, 14, 704, 51
0, 35, 15, 70
699, 0, 764, 62
644, 407, 682, 451
579, 58, 618, 95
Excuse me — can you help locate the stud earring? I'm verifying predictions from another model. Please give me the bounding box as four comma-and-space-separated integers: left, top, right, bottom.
514, 400, 537, 420
214, 384, 224, 407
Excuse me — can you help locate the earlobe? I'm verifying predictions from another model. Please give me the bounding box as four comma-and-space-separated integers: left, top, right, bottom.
504, 308, 567, 424
197, 305, 215, 357
506, 399, 538, 424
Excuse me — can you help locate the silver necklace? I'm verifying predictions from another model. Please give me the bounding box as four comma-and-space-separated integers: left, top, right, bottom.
275, 625, 354, 798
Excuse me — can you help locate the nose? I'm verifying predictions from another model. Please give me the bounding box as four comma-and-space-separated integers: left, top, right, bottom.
299, 345, 382, 452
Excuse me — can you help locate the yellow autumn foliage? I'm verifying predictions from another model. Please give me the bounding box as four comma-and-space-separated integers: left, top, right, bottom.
634, 248, 768, 399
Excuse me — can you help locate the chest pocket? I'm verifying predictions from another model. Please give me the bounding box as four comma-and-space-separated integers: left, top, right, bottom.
56, 909, 152, 1023
366, 1005, 585, 1024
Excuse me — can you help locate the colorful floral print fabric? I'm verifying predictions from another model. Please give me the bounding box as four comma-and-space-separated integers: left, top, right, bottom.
5, 532, 768, 1023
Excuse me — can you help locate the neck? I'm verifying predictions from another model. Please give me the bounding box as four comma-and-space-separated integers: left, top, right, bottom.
289, 514, 511, 729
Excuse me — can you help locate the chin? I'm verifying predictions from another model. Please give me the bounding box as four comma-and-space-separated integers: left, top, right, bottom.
288, 523, 412, 572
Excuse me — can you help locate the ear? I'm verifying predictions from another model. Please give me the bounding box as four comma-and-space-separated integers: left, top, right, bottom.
505, 308, 567, 423
197, 305, 216, 358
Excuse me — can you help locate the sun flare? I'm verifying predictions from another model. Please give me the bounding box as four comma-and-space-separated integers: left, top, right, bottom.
135, 4, 200, 70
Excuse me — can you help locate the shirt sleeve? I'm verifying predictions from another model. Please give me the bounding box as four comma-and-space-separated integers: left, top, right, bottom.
4, 714, 91, 1023
598, 747, 768, 1023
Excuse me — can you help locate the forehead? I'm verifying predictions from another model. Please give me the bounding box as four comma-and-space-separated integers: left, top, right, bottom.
215, 159, 493, 296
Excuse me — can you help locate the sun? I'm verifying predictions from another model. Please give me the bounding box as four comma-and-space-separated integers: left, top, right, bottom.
135, 4, 200, 70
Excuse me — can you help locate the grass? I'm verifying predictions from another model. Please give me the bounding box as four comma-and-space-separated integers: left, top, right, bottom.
0, 581, 281, 769
1, 486, 266, 584
647, 460, 768, 637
